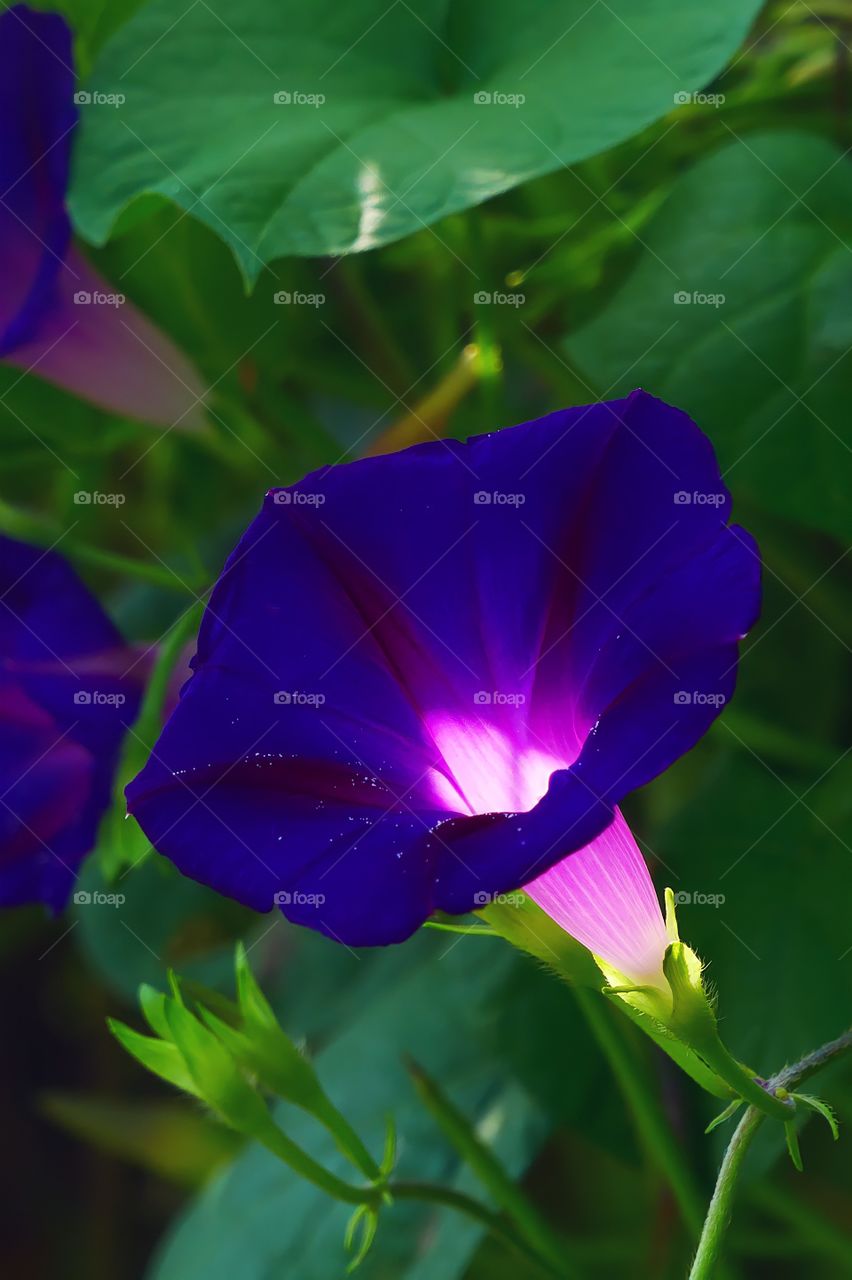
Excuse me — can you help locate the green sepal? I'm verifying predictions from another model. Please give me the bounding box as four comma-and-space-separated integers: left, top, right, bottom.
482, 890, 732, 1099
197, 1002, 322, 1111
705, 1099, 745, 1134
107, 1019, 200, 1097
138, 983, 172, 1040
785, 1122, 804, 1172
792, 1093, 840, 1141
235, 941, 279, 1030
344, 1205, 380, 1272
379, 1115, 397, 1183
662, 940, 794, 1122
478, 893, 602, 988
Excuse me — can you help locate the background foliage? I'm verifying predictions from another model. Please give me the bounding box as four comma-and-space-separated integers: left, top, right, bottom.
3, 1, 851, 1277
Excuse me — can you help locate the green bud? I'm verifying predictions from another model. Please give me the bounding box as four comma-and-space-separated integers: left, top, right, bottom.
138, 983, 172, 1040
163, 998, 271, 1136
108, 1019, 200, 1097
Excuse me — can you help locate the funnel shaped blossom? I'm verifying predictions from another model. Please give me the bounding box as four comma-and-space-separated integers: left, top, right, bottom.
526, 808, 671, 992
128, 391, 760, 945
0, 5, 205, 426
0, 536, 144, 908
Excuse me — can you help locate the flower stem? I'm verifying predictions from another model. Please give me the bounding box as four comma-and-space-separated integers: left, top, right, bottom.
0, 499, 202, 592
688, 1107, 763, 1280
390, 1181, 564, 1278
688, 1026, 852, 1280
573, 987, 704, 1235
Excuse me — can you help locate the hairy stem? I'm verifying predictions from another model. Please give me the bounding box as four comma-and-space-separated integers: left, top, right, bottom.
688, 1026, 852, 1280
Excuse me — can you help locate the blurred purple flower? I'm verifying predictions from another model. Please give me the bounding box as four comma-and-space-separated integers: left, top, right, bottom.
127, 391, 760, 946
0, 5, 205, 426
0, 535, 144, 908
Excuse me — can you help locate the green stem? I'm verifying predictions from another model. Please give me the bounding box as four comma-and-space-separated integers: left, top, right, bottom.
406, 1057, 578, 1277
310, 1094, 382, 1184
391, 1181, 562, 1278
573, 988, 704, 1235
688, 1108, 762, 1280
688, 1026, 852, 1280
0, 499, 202, 593
687, 1033, 794, 1124
257, 1122, 380, 1208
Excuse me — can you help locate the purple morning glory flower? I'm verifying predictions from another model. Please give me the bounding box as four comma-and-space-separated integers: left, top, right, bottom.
0, 5, 205, 426
0, 535, 144, 908
127, 391, 760, 946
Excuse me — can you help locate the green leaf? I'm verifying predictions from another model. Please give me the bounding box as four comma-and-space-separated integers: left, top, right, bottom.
74, 854, 245, 999
405, 1058, 569, 1275
566, 131, 852, 539
71, 0, 762, 279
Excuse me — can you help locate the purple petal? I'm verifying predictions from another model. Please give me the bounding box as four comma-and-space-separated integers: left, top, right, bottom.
128, 391, 760, 945
0, 6, 75, 353
0, 7, 206, 426
0, 536, 144, 908
525, 808, 669, 989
